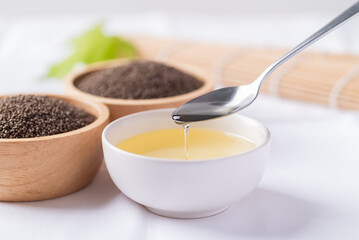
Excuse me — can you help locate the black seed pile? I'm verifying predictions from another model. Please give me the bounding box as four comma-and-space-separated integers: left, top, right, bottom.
75, 60, 204, 99
0, 95, 96, 139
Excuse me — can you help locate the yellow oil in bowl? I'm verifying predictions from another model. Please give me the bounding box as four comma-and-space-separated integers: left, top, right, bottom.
117, 128, 255, 160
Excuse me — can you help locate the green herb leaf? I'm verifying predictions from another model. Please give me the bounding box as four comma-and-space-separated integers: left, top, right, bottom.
46, 24, 136, 78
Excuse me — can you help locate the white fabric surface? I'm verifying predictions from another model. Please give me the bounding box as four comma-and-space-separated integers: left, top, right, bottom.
0, 14, 359, 240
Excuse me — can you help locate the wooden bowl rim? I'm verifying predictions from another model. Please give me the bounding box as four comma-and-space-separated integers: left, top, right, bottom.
0, 93, 109, 143
64, 59, 215, 106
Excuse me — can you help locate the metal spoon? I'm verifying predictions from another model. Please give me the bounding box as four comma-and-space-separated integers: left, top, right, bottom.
172, 1, 359, 123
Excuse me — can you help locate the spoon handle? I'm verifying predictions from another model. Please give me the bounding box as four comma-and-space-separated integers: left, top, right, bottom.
255, 1, 359, 86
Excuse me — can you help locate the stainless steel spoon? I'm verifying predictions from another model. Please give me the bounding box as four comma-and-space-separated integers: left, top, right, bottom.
172, 1, 359, 123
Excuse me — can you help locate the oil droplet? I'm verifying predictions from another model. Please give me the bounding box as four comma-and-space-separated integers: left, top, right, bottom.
183, 124, 190, 160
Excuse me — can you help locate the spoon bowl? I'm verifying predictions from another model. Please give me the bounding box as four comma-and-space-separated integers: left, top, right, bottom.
172, 84, 258, 123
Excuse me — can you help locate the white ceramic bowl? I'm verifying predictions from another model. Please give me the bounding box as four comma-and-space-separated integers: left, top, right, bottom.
102, 108, 271, 218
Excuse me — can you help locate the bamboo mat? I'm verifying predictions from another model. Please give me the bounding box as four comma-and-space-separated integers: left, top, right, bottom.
127, 36, 359, 110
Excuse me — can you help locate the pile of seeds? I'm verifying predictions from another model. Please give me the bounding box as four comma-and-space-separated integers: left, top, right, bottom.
75, 60, 204, 99
0, 95, 96, 139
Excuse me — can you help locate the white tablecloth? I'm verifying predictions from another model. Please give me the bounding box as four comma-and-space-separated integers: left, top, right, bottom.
0, 14, 359, 240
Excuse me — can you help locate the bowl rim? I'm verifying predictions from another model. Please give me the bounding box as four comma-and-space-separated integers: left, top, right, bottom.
102, 108, 271, 164
64, 59, 215, 105
0, 93, 110, 143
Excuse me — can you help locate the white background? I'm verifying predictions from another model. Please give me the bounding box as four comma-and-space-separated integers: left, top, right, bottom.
0, 0, 359, 239
0, 0, 355, 15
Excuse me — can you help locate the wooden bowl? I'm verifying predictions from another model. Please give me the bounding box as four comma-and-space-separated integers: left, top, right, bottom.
0, 94, 110, 201
64, 59, 215, 121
